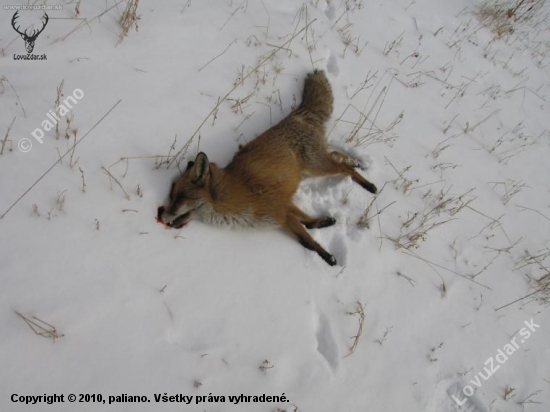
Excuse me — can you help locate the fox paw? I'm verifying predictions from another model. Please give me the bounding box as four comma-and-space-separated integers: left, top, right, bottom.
364, 182, 377, 194
318, 217, 336, 228
353, 160, 365, 170
325, 254, 337, 266
304, 216, 336, 229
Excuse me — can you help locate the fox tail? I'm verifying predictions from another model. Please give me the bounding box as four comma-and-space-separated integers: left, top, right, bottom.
299, 69, 333, 123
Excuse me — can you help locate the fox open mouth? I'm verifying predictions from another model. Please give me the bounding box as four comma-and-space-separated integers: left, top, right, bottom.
167, 212, 191, 229
156, 206, 191, 229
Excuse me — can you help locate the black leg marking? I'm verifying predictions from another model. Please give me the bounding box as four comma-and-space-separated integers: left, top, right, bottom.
298, 237, 337, 266
354, 177, 377, 194
318, 216, 336, 228
304, 216, 336, 229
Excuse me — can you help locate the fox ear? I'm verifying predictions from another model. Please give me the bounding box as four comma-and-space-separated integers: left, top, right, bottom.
192, 152, 210, 185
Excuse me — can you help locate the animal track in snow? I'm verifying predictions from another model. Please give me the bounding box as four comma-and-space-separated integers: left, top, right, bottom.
315, 313, 339, 372
329, 232, 347, 267
324, 3, 336, 21
327, 52, 340, 76
425, 378, 487, 412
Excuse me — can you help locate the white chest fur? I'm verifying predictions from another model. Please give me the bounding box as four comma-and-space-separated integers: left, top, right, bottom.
196, 204, 277, 230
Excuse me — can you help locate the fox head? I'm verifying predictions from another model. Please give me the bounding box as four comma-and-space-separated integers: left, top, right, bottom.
161, 152, 212, 228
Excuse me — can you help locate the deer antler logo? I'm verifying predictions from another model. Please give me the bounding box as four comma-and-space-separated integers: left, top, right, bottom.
11, 11, 49, 54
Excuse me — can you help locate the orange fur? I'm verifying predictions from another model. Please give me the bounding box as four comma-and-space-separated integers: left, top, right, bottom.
161, 70, 376, 265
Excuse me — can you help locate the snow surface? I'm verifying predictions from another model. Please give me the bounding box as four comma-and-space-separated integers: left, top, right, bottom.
1, 0, 550, 411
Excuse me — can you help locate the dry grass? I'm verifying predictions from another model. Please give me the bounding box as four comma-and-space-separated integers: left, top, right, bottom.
1, 117, 16, 155
15, 311, 64, 341
384, 185, 476, 250
477, 0, 544, 38
166, 19, 317, 169
534, 273, 550, 305
117, 0, 140, 45
102, 166, 131, 200
1, 100, 122, 219
345, 301, 366, 356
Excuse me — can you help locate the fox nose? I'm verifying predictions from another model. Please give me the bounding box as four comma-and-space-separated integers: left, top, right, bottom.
157, 206, 175, 225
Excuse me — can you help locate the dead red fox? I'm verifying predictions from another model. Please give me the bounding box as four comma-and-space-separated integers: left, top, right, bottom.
159, 70, 376, 266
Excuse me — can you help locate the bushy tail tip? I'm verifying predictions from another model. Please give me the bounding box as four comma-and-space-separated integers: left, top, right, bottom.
299, 69, 333, 123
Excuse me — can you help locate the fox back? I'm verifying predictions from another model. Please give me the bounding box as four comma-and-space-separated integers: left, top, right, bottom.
160, 70, 376, 265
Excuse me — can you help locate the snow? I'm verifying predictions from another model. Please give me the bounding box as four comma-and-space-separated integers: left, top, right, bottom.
1, 0, 550, 411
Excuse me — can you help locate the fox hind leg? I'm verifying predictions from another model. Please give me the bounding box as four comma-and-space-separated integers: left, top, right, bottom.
305, 154, 378, 194
289, 204, 336, 229
330, 151, 364, 170
283, 213, 337, 266
305, 217, 336, 229
350, 170, 377, 194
